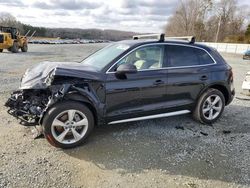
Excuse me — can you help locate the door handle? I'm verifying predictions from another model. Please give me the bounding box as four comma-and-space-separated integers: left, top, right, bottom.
200, 75, 208, 81
153, 80, 164, 85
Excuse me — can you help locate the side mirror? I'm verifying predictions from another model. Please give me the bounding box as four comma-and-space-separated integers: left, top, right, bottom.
116, 64, 137, 75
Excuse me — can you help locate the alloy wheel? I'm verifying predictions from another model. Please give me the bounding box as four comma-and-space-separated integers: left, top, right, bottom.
202, 94, 223, 120
51, 110, 89, 144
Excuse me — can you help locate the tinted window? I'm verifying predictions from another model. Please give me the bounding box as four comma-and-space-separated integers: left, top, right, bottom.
115, 45, 164, 71
167, 45, 214, 67
196, 49, 215, 65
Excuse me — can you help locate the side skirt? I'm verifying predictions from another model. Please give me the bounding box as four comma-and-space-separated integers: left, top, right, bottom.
108, 110, 191, 125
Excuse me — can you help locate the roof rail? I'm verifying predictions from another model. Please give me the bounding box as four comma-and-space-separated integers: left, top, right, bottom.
133, 33, 165, 42
132, 34, 195, 43
165, 36, 196, 44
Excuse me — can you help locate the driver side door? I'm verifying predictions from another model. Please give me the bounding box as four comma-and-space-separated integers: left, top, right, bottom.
105, 44, 168, 122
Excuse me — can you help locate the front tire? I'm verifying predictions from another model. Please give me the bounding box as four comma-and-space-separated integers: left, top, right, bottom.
43, 101, 94, 149
193, 89, 225, 124
0, 49, 3, 52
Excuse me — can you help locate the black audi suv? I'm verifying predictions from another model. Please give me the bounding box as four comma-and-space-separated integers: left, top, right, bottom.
5, 34, 235, 148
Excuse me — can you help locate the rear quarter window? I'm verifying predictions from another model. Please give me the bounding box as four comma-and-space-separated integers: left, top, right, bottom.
166, 45, 214, 67
195, 48, 215, 65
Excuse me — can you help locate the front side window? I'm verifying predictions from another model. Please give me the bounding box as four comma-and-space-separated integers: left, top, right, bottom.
167, 45, 214, 67
115, 45, 164, 71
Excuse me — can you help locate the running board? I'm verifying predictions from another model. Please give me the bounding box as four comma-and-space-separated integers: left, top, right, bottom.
108, 110, 190, 125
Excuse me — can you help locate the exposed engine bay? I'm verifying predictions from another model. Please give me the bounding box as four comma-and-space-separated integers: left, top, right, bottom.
5, 85, 64, 126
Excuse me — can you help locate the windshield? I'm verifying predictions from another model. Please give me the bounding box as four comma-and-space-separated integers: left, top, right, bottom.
81, 43, 131, 71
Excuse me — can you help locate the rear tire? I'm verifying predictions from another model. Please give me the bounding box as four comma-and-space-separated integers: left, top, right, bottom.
42, 101, 94, 149
11, 42, 19, 53
0, 49, 3, 52
193, 89, 225, 124
21, 44, 28, 52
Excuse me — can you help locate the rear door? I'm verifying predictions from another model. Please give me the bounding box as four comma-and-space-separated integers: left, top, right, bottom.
165, 44, 216, 108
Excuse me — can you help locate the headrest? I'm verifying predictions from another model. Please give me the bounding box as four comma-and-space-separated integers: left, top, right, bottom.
136, 50, 147, 59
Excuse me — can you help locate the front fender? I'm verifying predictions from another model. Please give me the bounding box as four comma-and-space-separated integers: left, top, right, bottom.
65, 92, 92, 104
40, 84, 105, 125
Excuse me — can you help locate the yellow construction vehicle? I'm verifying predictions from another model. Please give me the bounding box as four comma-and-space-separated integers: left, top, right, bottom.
0, 26, 29, 53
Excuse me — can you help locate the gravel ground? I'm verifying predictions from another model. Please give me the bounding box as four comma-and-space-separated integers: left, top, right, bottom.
0, 44, 249, 188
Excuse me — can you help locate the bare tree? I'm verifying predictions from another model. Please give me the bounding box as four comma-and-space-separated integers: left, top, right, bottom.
0, 12, 24, 33
166, 0, 212, 40
165, 0, 246, 42
213, 0, 238, 41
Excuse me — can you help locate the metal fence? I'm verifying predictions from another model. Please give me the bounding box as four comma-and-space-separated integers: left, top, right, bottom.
199, 42, 250, 54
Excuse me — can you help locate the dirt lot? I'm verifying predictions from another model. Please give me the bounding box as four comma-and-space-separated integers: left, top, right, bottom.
0, 44, 249, 188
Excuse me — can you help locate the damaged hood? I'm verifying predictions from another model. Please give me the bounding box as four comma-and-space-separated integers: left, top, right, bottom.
20, 61, 102, 89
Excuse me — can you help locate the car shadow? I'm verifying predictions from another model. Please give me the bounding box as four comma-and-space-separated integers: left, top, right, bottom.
64, 104, 250, 185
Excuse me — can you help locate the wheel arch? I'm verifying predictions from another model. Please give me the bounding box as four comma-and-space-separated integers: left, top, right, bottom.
40, 93, 99, 126
65, 93, 98, 125
200, 84, 230, 105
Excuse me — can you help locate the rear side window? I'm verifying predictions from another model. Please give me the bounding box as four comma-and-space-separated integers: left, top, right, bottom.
166, 45, 214, 67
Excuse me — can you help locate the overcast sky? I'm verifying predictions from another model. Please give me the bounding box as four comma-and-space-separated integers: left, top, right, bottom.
0, 0, 250, 33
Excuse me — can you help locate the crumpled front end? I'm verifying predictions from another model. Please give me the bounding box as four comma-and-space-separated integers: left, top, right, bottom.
5, 61, 104, 126
5, 83, 67, 126
5, 89, 51, 126
4, 82, 101, 126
